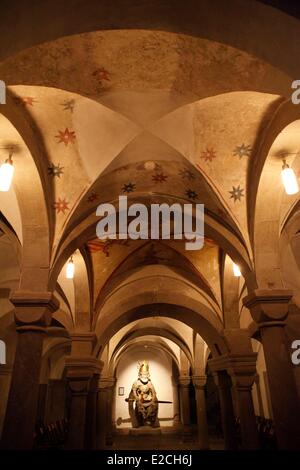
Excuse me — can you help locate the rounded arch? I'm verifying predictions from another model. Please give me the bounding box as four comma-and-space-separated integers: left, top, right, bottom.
252, 102, 300, 288
108, 325, 193, 375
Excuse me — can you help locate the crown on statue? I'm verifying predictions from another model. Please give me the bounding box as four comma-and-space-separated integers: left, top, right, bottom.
138, 360, 150, 377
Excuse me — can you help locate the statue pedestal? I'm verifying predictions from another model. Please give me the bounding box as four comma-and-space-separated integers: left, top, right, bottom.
129, 426, 161, 436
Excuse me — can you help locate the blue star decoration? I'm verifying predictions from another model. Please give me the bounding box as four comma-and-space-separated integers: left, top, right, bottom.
185, 189, 198, 200
61, 99, 75, 113
233, 143, 252, 159
122, 182, 136, 193
179, 168, 195, 180
48, 163, 64, 178
229, 185, 244, 202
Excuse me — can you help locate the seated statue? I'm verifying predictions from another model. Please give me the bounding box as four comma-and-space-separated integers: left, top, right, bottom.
126, 361, 159, 428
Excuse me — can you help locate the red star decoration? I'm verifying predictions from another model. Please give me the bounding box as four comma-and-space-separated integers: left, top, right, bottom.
152, 173, 168, 183
54, 198, 70, 214
55, 128, 76, 146
200, 147, 217, 162
87, 192, 98, 203
15, 96, 37, 106
92, 68, 110, 84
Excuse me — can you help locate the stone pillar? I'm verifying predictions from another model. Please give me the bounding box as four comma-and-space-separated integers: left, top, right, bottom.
254, 374, 264, 417
214, 370, 238, 450
44, 379, 67, 424
65, 356, 102, 450
64, 332, 103, 450
0, 366, 12, 437
0, 292, 59, 449
37, 383, 48, 425
171, 376, 180, 426
178, 376, 191, 439
230, 365, 259, 450
192, 375, 209, 449
85, 374, 99, 449
96, 378, 109, 449
105, 378, 116, 446
244, 289, 300, 449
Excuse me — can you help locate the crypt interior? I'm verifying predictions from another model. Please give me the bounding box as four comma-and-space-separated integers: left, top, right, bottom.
0, 0, 300, 451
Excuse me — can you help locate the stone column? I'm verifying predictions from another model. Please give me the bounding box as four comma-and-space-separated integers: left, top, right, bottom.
171, 376, 180, 426
0, 366, 12, 437
214, 370, 238, 450
178, 376, 191, 439
44, 379, 67, 424
105, 378, 116, 446
96, 378, 109, 449
65, 356, 102, 450
0, 292, 59, 450
230, 365, 259, 449
85, 374, 99, 449
244, 289, 300, 449
192, 375, 209, 449
254, 374, 264, 417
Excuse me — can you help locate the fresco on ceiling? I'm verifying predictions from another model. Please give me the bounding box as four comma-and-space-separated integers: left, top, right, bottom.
200, 147, 217, 163
55, 128, 76, 146
48, 163, 64, 178
14, 96, 37, 106
229, 185, 244, 202
61, 99, 75, 112
122, 182, 136, 193
92, 68, 110, 86
185, 189, 198, 200
87, 192, 98, 203
87, 238, 130, 256
233, 143, 252, 159
54, 198, 70, 214
152, 172, 168, 183
178, 168, 195, 180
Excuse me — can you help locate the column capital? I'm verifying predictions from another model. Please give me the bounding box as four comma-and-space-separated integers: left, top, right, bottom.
65, 356, 103, 381
10, 290, 59, 328
209, 353, 257, 389
243, 289, 293, 323
178, 376, 190, 387
192, 375, 207, 389
70, 332, 97, 356
98, 376, 116, 390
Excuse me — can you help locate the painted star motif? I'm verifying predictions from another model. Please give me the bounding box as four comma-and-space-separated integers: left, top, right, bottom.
122, 182, 136, 193
48, 163, 64, 178
54, 198, 70, 214
55, 128, 76, 146
233, 143, 252, 159
92, 67, 110, 84
229, 185, 244, 202
87, 239, 129, 256
14, 96, 37, 106
185, 189, 198, 200
200, 147, 217, 162
61, 99, 75, 112
178, 168, 195, 180
87, 192, 98, 203
152, 172, 168, 183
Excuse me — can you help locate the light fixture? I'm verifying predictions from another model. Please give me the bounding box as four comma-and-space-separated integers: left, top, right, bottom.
0, 152, 14, 192
281, 159, 299, 195
233, 262, 241, 277
66, 256, 75, 279
144, 161, 156, 171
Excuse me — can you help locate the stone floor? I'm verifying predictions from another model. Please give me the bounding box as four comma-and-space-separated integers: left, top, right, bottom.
108, 427, 224, 450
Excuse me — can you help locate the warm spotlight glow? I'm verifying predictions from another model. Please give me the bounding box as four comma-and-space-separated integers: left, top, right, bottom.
233, 263, 241, 277
281, 161, 299, 195
0, 158, 14, 192
66, 257, 75, 279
